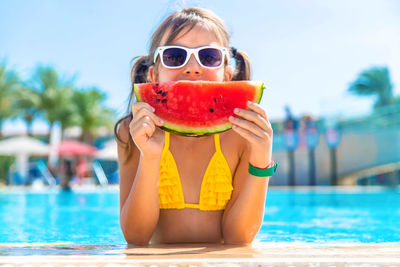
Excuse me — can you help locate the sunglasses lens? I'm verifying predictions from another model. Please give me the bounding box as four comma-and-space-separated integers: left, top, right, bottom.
199, 48, 223, 67
162, 48, 187, 67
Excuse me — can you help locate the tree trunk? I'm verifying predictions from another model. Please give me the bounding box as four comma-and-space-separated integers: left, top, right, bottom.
48, 121, 54, 143
60, 125, 65, 141
81, 131, 94, 145
26, 119, 33, 137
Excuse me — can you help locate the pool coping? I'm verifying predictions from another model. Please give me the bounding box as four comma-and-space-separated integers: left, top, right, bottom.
1, 242, 400, 266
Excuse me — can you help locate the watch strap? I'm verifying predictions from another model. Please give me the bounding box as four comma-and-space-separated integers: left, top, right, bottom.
248, 161, 278, 177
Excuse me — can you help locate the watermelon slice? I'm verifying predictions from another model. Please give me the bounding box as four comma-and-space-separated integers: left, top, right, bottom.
134, 81, 265, 136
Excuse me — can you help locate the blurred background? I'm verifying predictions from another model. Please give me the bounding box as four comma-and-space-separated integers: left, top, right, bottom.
0, 0, 399, 187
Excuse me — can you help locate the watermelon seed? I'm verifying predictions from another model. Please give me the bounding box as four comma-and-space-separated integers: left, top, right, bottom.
214, 98, 217, 103
156, 83, 159, 86
209, 108, 214, 113
157, 90, 163, 94
162, 99, 167, 103
162, 92, 167, 97
156, 99, 160, 102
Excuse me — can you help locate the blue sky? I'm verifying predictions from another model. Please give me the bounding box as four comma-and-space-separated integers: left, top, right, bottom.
1, 0, 399, 134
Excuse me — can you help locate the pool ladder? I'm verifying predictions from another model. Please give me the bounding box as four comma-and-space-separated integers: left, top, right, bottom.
92, 160, 109, 186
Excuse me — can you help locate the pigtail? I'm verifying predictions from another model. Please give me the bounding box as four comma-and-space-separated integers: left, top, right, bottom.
231, 47, 252, 81
114, 55, 151, 163
131, 55, 152, 84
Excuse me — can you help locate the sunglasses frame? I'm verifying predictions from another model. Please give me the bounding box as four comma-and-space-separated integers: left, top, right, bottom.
153, 45, 229, 69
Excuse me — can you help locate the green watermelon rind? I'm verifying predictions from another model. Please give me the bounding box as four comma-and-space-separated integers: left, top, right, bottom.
252, 81, 265, 105
161, 121, 233, 137
134, 81, 266, 137
134, 83, 140, 104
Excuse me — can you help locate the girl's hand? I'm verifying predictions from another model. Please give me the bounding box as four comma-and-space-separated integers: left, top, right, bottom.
229, 101, 273, 168
129, 102, 165, 159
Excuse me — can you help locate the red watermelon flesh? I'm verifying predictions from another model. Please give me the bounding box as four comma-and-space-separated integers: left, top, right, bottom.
134, 81, 265, 136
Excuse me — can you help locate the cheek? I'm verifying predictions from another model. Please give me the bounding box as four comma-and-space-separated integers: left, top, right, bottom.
205, 68, 226, 81
157, 69, 177, 82
151, 64, 178, 82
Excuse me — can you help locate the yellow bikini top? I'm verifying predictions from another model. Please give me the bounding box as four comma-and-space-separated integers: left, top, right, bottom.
159, 131, 233, 211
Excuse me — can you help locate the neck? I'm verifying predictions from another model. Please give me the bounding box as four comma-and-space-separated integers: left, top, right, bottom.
170, 132, 212, 144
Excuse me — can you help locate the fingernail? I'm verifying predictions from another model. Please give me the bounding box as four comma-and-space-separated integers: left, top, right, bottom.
234, 108, 239, 113
247, 101, 252, 105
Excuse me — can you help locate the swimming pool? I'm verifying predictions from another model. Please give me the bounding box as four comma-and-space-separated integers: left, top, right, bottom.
1, 187, 399, 246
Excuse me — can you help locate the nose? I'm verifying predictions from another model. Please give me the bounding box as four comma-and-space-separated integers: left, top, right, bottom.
183, 54, 201, 76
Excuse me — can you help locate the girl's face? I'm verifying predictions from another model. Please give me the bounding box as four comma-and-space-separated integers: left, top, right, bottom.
149, 25, 233, 83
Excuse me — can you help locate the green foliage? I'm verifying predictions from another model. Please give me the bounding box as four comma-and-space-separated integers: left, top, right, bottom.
33, 66, 79, 130
14, 84, 41, 136
0, 62, 117, 142
341, 66, 400, 131
348, 66, 393, 108
0, 155, 15, 184
0, 62, 21, 138
72, 88, 115, 143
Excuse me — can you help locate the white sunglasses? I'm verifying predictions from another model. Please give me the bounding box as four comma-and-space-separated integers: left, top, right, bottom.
153, 45, 229, 69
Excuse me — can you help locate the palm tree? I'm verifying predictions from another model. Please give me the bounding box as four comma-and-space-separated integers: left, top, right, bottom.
48, 86, 80, 136
72, 87, 115, 144
348, 66, 393, 108
33, 66, 78, 140
14, 84, 41, 136
0, 63, 19, 139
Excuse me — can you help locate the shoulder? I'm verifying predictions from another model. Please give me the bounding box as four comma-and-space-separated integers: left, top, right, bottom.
220, 129, 248, 157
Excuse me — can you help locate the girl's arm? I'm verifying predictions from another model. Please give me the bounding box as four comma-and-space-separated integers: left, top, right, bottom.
118, 104, 164, 245
221, 147, 270, 244
222, 101, 273, 244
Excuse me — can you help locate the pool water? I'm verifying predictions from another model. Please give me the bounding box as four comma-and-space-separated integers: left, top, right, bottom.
0, 187, 399, 245
260, 188, 400, 243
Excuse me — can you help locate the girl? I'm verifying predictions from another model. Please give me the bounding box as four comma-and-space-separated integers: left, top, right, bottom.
114, 7, 275, 245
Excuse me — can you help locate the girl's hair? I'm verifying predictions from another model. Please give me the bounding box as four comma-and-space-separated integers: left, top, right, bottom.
114, 7, 252, 163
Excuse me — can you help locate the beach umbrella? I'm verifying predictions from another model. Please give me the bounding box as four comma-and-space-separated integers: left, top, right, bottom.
58, 139, 98, 157
95, 139, 117, 160
0, 136, 49, 179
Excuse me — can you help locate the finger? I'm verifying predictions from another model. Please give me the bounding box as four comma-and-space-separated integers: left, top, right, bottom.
233, 108, 271, 133
132, 107, 163, 126
133, 123, 154, 143
246, 102, 272, 131
130, 117, 156, 139
229, 116, 270, 139
246, 101, 268, 121
141, 122, 155, 138
231, 124, 263, 144
140, 116, 156, 134
131, 115, 156, 133
132, 102, 155, 114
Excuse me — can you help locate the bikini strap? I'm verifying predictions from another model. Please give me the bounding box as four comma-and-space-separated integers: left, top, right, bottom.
214, 134, 221, 153
164, 131, 170, 150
